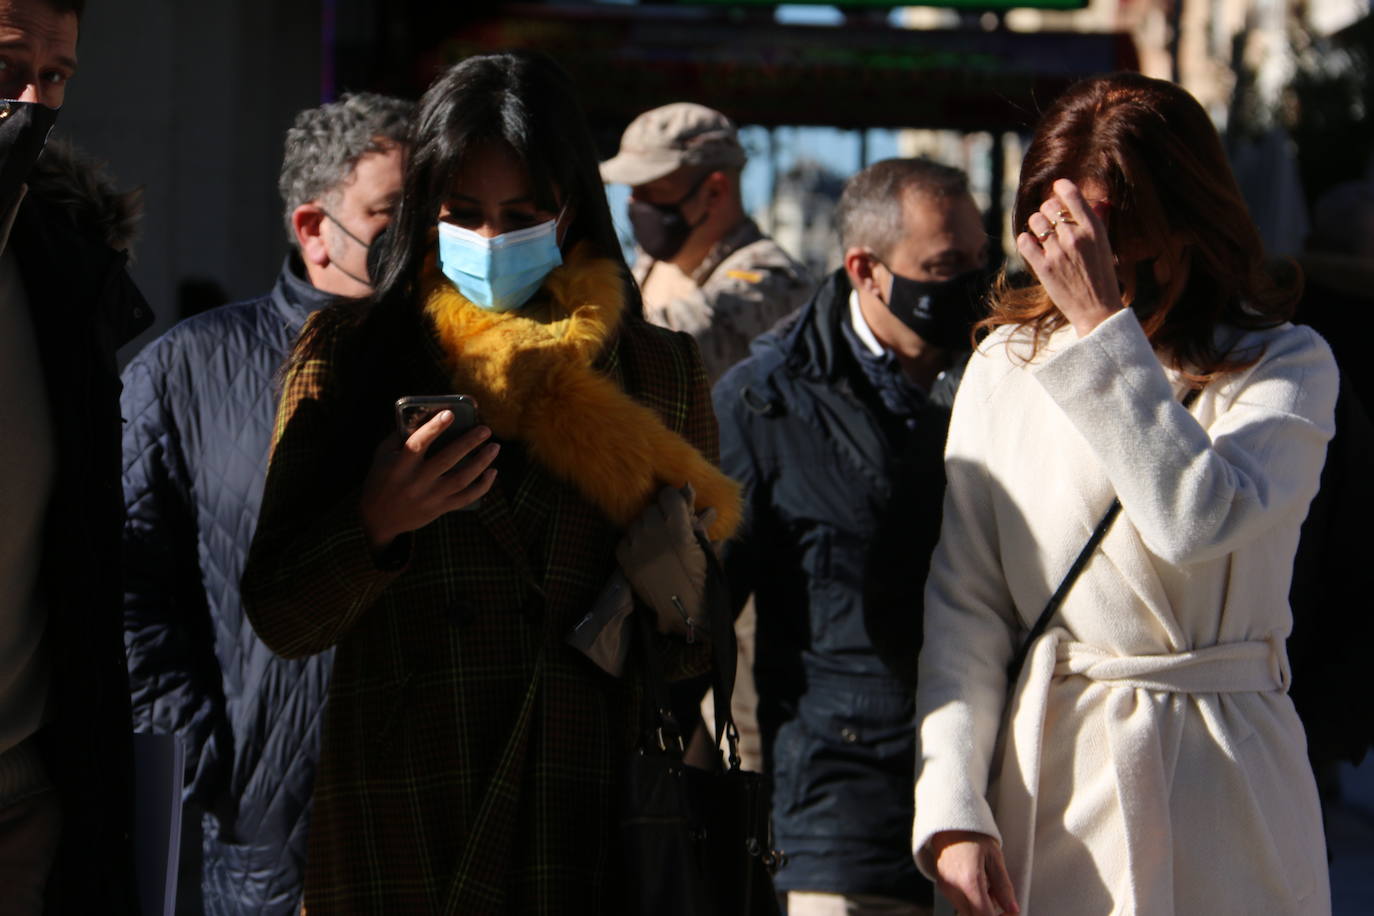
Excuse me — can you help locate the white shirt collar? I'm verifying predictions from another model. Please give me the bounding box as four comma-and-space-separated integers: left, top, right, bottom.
848, 289, 887, 357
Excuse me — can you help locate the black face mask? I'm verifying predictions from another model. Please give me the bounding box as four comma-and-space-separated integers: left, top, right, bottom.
880, 264, 991, 351
627, 171, 711, 262
365, 224, 390, 290
322, 209, 378, 289
0, 100, 58, 217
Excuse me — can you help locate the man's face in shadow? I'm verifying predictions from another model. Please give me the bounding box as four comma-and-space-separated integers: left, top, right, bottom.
0, 0, 78, 108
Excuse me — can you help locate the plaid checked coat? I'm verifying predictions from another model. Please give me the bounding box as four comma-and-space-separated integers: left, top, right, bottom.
241, 283, 716, 914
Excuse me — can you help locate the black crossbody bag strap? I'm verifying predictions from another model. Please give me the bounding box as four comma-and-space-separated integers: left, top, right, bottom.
1005, 386, 1203, 686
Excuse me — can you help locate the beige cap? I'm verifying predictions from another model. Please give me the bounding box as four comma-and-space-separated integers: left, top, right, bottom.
600, 102, 747, 187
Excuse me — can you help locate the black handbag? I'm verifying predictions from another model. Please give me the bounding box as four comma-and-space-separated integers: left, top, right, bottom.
621, 532, 783, 916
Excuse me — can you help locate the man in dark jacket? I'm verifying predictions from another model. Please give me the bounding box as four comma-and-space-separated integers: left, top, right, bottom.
714, 159, 990, 916
120, 93, 411, 915
0, 2, 154, 913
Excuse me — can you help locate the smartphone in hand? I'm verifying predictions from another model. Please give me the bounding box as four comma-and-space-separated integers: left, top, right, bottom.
395, 395, 484, 511
394, 394, 479, 456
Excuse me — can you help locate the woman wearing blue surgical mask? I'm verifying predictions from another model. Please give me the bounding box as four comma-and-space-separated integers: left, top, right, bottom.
241, 52, 740, 913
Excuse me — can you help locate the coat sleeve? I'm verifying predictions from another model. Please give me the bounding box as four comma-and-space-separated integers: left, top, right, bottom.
1031, 309, 1338, 565
678, 330, 722, 467
655, 329, 720, 682
241, 320, 405, 659
912, 344, 1021, 874
120, 342, 226, 796
713, 363, 766, 619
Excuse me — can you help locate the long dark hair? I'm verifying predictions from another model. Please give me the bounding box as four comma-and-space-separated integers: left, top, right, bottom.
984, 72, 1297, 381
370, 50, 628, 306
291, 51, 635, 408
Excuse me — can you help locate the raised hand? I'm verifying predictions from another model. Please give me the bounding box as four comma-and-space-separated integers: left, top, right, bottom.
1016, 178, 1122, 338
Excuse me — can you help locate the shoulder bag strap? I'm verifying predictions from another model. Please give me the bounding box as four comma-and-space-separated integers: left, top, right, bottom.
1005, 385, 1203, 685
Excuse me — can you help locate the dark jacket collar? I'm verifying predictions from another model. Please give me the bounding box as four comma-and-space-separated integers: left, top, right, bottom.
271, 252, 339, 329
772, 267, 856, 384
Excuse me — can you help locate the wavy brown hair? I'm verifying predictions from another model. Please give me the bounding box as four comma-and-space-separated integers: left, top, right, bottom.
984, 72, 1298, 381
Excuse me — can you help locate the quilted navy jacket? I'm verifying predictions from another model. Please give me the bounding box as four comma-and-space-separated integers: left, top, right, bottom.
121, 257, 335, 915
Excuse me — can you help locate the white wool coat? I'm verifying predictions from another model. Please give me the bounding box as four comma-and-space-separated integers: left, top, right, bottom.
912, 308, 1336, 915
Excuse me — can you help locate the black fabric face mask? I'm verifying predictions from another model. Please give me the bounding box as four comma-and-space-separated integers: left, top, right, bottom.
880, 264, 991, 351
627, 171, 711, 262
0, 100, 58, 218
365, 224, 390, 289
323, 209, 378, 289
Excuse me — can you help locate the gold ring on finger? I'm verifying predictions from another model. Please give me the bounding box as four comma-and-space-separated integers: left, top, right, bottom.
1056, 208, 1072, 220
1037, 228, 1054, 242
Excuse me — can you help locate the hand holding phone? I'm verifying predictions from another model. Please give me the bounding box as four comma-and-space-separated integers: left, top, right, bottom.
395, 395, 479, 455
358, 395, 499, 553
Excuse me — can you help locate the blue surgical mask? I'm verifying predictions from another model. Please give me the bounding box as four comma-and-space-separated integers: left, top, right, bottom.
437, 217, 564, 312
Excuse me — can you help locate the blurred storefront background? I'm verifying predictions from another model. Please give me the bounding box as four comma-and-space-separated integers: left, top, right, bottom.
58, 1, 1373, 367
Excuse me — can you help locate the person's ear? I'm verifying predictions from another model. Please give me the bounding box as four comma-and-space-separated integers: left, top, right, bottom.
292, 204, 330, 268
702, 171, 728, 210
843, 247, 883, 299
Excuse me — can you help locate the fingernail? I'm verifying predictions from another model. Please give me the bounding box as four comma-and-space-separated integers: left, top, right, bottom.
477, 426, 491, 439
438, 410, 452, 422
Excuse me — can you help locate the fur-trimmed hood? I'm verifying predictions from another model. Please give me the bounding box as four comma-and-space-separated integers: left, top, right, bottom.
28, 137, 143, 257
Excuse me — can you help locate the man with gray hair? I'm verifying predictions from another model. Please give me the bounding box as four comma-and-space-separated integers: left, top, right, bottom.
120, 92, 412, 915
714, 158, 991, 916
278, 91, 411, 297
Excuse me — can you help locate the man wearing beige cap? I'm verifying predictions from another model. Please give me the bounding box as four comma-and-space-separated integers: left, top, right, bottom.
601, 102, 812, 382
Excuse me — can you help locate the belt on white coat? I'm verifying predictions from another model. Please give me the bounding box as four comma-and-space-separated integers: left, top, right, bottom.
994, 629, 1289, 916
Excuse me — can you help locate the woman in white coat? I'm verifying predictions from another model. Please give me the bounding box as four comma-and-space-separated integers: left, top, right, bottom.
912, 73, 1336, 915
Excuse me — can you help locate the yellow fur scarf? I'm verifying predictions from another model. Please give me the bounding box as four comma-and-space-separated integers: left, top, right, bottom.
421, 243, 741, 541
